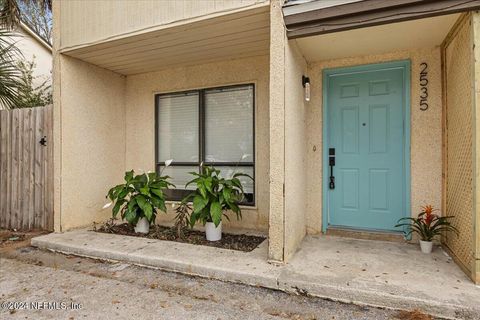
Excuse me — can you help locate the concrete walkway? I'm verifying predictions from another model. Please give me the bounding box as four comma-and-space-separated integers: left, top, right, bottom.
32, 230, 480, 319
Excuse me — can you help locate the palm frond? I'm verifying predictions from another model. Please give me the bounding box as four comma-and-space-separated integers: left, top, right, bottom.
0, 0, 51, 31
0, 30, 22, 109
0, 0, 20, 30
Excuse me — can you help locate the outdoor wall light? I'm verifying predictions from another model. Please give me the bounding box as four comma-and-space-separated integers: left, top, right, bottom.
302, 75, 310, 102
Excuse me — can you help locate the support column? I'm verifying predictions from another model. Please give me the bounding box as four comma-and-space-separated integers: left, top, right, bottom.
52, 0, 62, 232
52, 0, 127, 232
268, 0, 286, 262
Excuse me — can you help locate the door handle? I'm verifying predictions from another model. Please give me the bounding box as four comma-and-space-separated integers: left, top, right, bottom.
329, 148, 335, 189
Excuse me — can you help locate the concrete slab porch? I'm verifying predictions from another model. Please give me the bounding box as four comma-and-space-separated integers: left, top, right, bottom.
31, 231, 480, 319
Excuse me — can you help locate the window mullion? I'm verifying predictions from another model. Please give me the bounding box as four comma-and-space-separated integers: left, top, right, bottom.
199, 90, 205, 173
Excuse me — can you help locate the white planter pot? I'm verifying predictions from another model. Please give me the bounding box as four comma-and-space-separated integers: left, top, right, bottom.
134, 217, 150, 234
420, 240, 433, 254
205, 221, 222, 241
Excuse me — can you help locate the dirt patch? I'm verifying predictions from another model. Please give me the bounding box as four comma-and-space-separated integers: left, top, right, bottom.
95, 223, 266, 252
0, 230, 26, 245
394, 309, 434, 320
0, 229, 48, 251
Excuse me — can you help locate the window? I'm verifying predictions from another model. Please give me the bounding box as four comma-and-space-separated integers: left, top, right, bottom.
155, 84, 255, 205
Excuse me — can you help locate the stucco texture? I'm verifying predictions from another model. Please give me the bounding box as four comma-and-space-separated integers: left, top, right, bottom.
305, 47, 443, 234
11, 27, 51, 85
124, 55, 270, 233
284, 39, 307, 260
55, 55, 126, 231
53, 0, 128, 231
267, 0, 309, 262
267, 0, 285, 262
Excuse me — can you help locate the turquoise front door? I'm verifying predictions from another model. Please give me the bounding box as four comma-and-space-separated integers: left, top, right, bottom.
324, 61, 410, 232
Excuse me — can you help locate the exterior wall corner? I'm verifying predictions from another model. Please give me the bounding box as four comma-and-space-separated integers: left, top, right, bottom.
268, 0, 309, 262
268, 0, 286, 262
52, 0, 62, 232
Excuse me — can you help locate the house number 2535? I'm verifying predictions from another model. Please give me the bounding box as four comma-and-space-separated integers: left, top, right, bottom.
419, 62, 428, 111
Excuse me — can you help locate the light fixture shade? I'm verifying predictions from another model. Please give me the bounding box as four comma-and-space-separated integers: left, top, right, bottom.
302, 75, 310, 102
305, 82, 310, 101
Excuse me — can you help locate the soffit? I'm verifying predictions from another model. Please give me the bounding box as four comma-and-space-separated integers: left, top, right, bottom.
62, 5, 270, 75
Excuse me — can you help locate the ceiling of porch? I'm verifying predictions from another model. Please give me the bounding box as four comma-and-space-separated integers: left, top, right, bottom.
295, 13, 460, 62
61, 5, 270, 75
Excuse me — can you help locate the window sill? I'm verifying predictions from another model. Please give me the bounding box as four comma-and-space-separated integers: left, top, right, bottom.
165, 200, 257, 211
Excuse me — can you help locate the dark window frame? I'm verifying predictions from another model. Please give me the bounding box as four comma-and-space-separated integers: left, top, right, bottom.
154, 83, 256, 206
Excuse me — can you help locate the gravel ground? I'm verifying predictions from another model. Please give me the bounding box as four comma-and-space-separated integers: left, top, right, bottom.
0, 245, 434, 320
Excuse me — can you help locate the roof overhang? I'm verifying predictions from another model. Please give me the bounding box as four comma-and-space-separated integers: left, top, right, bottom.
20, 22, 52, 52
61, 4, 269, 75
295, 13, 459, 62
283, 0, 480, 39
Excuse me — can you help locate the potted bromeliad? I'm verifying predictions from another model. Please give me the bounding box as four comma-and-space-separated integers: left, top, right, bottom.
395, 205, 458, 254
184, 166, 252, 241
104, 166, 175, 234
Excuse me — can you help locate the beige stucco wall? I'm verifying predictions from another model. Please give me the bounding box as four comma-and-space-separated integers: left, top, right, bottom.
305, 47, 443, 234
58, 0, 268, 50
284, 39, 308, 259
11, 26, 52, 85
53, 53, 126, 231
268, 0, 286, 262
52, 0, 61, 231
268, 0, 308, 262
124, 55, 270, 233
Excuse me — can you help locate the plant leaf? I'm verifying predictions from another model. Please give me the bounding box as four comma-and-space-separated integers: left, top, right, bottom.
193, 195, 208, 213
124, 207, 138, 225
210, 201, 222, 227
222, 187, 231, 202
124, 170, 134, 182
205, 177, 213, 193
150, 188, 164, 198
136, 195, 153, 222
112, 199, 126, 218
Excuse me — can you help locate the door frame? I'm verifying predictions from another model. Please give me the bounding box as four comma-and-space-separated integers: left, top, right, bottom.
322, 60, 411, 233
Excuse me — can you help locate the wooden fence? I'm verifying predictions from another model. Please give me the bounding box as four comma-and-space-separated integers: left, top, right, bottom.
0, 105, 53, 230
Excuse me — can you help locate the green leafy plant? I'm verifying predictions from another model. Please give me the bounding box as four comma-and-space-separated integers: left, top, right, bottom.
0, 30, 22, 109
184, 166, 252, 228
0, 0, 52, 109
395, 205, 459, 241
14, 57, 52, 109
105, 170, 175, 225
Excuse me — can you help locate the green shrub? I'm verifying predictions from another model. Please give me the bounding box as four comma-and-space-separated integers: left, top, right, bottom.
184, 166, 252, 227
105, 170, 174, 225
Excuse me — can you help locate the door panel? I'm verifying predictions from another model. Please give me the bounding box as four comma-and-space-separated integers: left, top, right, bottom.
327, 66, 406, 231
340, 169, 359, 209
369, 104, 389, 153
341, 106, 359, 154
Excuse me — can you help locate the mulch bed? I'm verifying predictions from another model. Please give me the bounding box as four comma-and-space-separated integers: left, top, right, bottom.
95, 223, 266, 252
